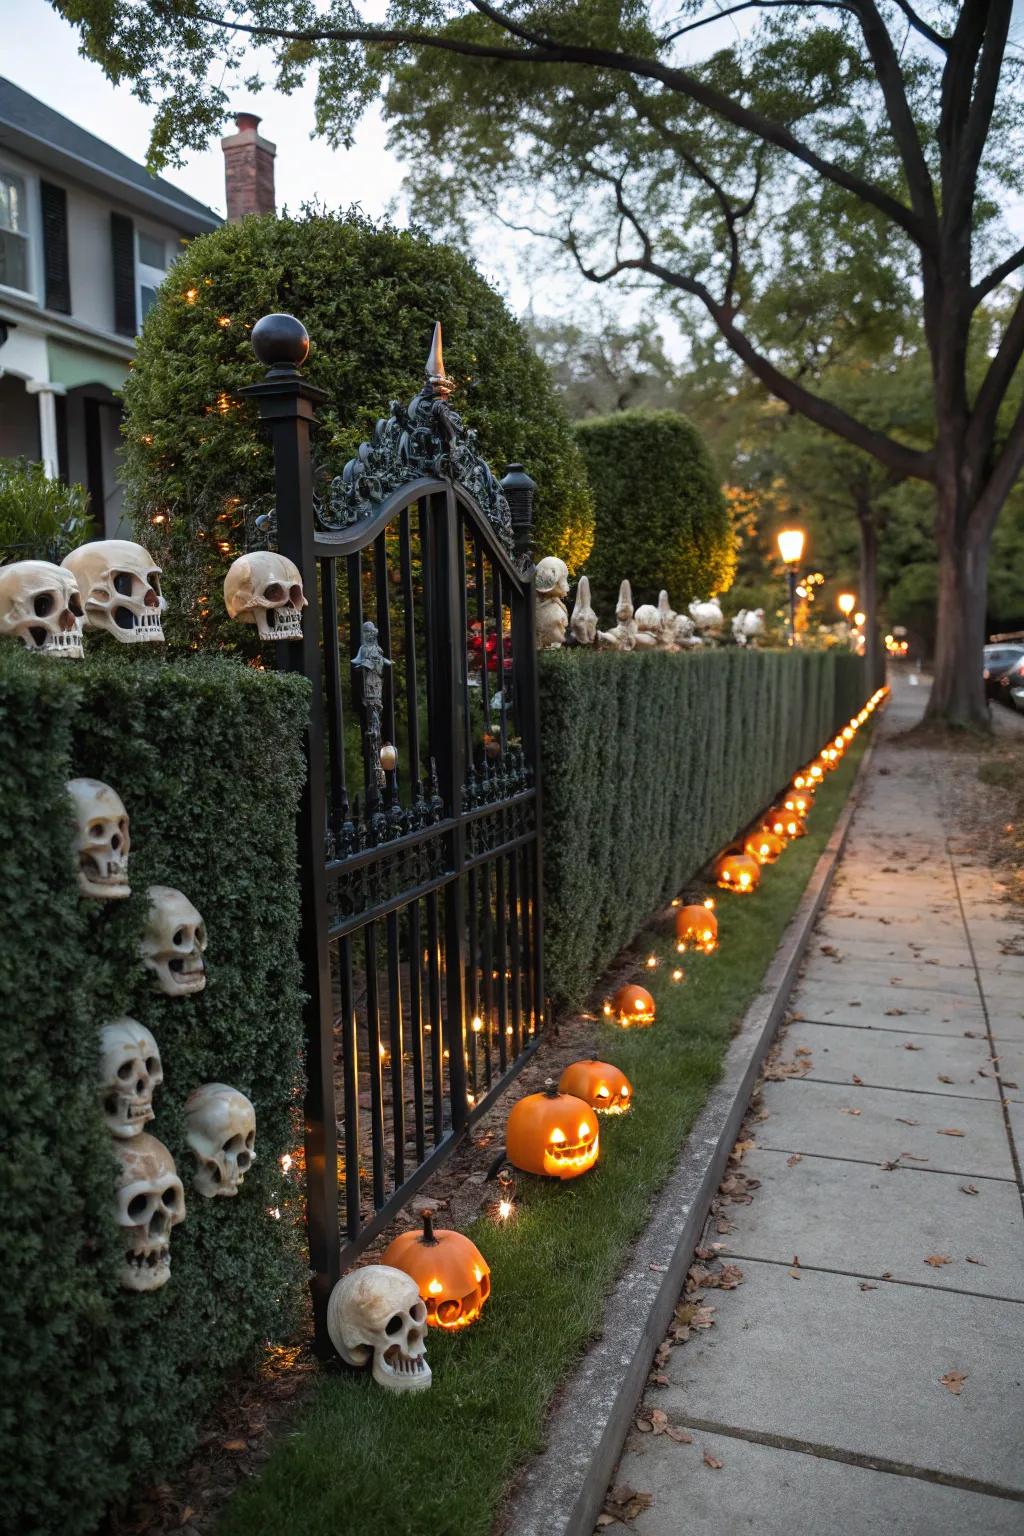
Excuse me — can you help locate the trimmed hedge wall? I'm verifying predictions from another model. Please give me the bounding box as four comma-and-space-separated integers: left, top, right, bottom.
540, 648, 867, 1008
0, 651, 309, 1535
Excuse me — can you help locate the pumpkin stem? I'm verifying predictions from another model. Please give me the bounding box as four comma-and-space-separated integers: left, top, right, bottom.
420, 1210, 438, 1244
544, 1078, 558, 1098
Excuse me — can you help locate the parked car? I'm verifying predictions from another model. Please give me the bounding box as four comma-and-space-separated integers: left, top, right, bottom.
983, 643, 1024, 699
995, 653, 1024, 713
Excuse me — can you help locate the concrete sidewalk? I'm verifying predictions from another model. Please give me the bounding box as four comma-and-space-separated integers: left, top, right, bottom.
612, 676, 1024, 1534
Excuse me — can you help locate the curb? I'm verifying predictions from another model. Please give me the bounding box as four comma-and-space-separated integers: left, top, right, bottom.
502, 735, 878, 1536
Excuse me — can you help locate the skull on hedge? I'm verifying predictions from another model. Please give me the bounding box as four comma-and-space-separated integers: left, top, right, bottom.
66, 778, 130, 899
113, 1132, 185, 1292
326, 1265, 431, 1393
141, 886, 207, 996
62, 539, 164, 643
0, 560, 85, 658
184, 1083, 256, 1197
99, 1018, 162, 1138
223, 551, 306, 641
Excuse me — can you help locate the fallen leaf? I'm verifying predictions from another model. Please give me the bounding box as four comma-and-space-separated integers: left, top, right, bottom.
702, 1451, 724, 1470
937, 1074, 954, 1084
937, 1128, 965, 1137
691, 1306, 716, 1328
786, 1154, 803, 1167
965, 1255, 986, 1265
963, 1031, 980, 1039
794, 1046, 813, 1057
924, 1254, 952, 1267
852, 1074, 864, 1085
604, 1484, 654, 1523
596, 1515, 616, 1528
840, 1107, 862, 1116
859, 1281, 878, 1291
880, 1159, 900, 1170
650, 1372, 669, 1387
881, 1270, 893, 1279
633, 1416, 652, 1434
960, 1183, 979, 1195
887, 1008, 907, 1016
901, 1152, 928, 1160
666, 1425, 694, 1444
939, 1370, 967, 1396
1003, 1080, 1019, 1090
902, 1040, 920, 1049
649, 1409, 669, 1434
222, 1439, 248, 1453
896, 1117, 920, 1125
788, 1268, 801, 1279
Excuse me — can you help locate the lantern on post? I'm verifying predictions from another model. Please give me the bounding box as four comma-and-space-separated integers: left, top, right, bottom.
777, 528, 806, 645
500, 463, 537, 569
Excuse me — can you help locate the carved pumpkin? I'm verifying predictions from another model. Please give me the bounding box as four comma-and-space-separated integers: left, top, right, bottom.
611, 982, 656, 1027
715, 852, 760, 893
842, 724, 855, 742
559, 1059, 632, 1114
506, 1080, 599, 1179
766, 809, 807, 840
807, 762, 825, 784
382, 1212, 490, 1329
745, 830, 785, 865
675, 904, 718, 953
783, 789, 813, 817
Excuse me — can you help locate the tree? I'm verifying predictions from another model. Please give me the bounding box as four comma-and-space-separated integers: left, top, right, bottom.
58, 0, 1024, 723
526, 313, 688, 418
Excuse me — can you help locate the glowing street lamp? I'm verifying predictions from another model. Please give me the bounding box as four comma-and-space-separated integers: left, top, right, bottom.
854, 611, 866, 628
777, 528, 806, 647
837, 592, 856, 619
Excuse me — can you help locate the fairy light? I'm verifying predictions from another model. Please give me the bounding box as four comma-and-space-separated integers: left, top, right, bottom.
281, 1153, 293, 1174
704, 897, 716, 910
184, 287, 198, 305
645, 954, 658, 970
671, 967, 684, 982
471, 1015, 484, 1033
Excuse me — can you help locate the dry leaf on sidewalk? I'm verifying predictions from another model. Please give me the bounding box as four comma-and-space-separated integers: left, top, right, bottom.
937, 1075, 954, 1084
939, 1371, 967, 1395
965, 1255, 986, 1265
937, 1128, 965, 1137
851, 1074, 864, 1085
859, 1281, 878, 1291
786, 1154, 803, 1167
603, 1485, 653, 1524
840, 1107, 862, 1115
902, 1041, 920, 1050
702, 1450, 724, 1470
960, 1183, 979, 1195
924, 1254, 952, 1267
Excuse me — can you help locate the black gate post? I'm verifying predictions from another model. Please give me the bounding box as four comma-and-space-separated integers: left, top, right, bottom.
241, 315, 339, 1356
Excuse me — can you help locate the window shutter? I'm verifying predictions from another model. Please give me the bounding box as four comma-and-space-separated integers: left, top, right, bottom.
40, 181, 70, 313
110, 212, 136, 336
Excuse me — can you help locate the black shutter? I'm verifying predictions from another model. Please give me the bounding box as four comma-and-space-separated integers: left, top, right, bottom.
110, 212, 136, 336
40, 181, 70, 313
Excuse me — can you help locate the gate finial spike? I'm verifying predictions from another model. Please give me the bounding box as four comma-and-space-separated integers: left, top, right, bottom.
425, 322, 452, 396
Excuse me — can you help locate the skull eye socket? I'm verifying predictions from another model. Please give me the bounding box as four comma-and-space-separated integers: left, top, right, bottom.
69, 592, 84, 617
145, 1057, 159, 1075
264, 582, 285, 602
88, 820, 106, 839
173, 927, 186, 947
288, 584, 303, 607
245, 1130, 255, 1149
117, 1062, 134, 1079
162, 1187, 179, 1209
147, 572, 161, 595
223, 1134, 244, 1154
33, 592, 55, 617
385, 1314, 404, 1336
127, 1193, 149, 1221
113, 571, 134, 597
410, 1301, 426, 1323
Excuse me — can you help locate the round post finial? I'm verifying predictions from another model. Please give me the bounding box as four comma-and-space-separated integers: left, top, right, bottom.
251, 314, 310, 376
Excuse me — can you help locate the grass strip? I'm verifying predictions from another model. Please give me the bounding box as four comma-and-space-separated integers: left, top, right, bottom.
218, 732, 868, 1536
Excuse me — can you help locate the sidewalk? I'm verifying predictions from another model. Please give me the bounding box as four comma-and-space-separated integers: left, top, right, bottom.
611, 676, 1024, 1534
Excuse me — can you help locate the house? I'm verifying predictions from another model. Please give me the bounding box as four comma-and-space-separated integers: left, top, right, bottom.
0, 80, 276, 535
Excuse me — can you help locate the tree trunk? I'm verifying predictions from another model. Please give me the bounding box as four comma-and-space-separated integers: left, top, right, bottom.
925, 488, 990, 727
854, 495, 882, 694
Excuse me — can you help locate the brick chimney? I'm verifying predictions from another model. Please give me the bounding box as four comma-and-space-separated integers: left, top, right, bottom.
221, 112, 276, 221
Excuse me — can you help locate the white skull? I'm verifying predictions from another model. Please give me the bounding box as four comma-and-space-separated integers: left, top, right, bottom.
534, 556, 569, 599
0, 560, 85, 657
327, 1265, 431, 1393
141, 886, 207, 996
184, 1083, 257, 1197
66, 778, 130, 899
62, 540, 164, 643
223, 552, 306, 641
99, 1018, 163, 1138
113, 1132, 185, 1292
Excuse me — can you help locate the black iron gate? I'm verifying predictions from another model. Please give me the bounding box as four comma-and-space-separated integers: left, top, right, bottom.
242, 315, 545, 1350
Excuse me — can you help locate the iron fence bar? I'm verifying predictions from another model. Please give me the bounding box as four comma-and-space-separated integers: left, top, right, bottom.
407, 900, 427, 1163
320, 561, 346, 845
363, 919, 386, 1210
373, 530, 399, 814
338, 933, 361, 1239
438, 487, 469, 1133
508, 843, 523, 1057
385, 908, 405, 1186
425, 891, 444, 1145
398, 504, 421, 804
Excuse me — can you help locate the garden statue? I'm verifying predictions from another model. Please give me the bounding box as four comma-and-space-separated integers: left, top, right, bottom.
327, 1265, 432, 1393
352, 619, 393, 787
141, 886, 207, 996
0, 560, 85, 658
732, 608, 765, 646
184, 1083, 257, 1197
113, 1132, 185, 1291
689, 597, 725, 640
534, 555, 570, 650
633, 604, 666, 648
99, 1018, 163, 1138
598, 579, 641, 650
656, 590, 681, 650
672, 611, 701, 647
62, 539, 165, 643
568, 574, 598, 646
66, 778, 130, 899
223, 550, 307, 641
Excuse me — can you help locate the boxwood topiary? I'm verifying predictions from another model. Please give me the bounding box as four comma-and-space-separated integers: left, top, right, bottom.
121, 207, 595, 650
575, 409, 735, 611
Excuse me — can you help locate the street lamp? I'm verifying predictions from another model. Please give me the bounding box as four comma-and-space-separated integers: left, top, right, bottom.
837, 592, 856, 619
777, 528, 806, 646
854, 611, 866, 628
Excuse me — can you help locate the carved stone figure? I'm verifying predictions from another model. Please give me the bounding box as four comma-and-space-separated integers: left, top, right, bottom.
569, 575, 598, 646
656, 590, 681, 650
223, 551, 307, 641
141, 886, 207, 996
352, 619, 393, 787
0, 560, 85, 657
689, 597, 724, 638
535, 556, 570, 650
99, 1018, 163, 1138
185, 1083, 257, 1198
66, 778, 130, 899
327, 1265, 432, 1393
732, 607, 766, 646
598, 580, 646, 650
672, 612, 701, 647
113, 1133, 185, 1291
62, 540, 164, 643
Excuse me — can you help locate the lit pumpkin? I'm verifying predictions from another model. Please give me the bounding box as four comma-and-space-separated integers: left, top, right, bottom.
745, 830, 785, 865
808, 762, 825, 784
610, 982, 656, 1027
783, 789, 813, 817
715, 852, 761, 893
675, 904, 718, 953
559, 1059, 632, 1114
767, 809, 807, 839
381, 1212, 490, 1329
791, 769, 814, 791
842, 724, 855, 741
506, 1080, 599, 1178
833, 734, 845, 751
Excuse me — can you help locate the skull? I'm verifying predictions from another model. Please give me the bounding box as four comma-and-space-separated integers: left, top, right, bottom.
534, 556, 569, 599
184, 1083, 257, 1197
99, 1018, 163, 1138
327, 1265, 431, 1393
223, 552, 306, 641
113, 1132, 185, 1292
0, 560, 85, 657
141, 886, 207, 996
62, 539, 164, 643
66, 778, 130, 898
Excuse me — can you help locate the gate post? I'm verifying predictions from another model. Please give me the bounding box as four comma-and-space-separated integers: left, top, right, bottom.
240, 314, 340, 1356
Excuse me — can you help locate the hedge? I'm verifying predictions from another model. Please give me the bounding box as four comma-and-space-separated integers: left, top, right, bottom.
539, 647, 867, 1008
575, 409, 735, 610
0, 650, 309, 1535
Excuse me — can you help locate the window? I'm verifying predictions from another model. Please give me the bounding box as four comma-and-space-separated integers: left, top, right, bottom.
0, 169, 31, 293
136, 229, 167, 322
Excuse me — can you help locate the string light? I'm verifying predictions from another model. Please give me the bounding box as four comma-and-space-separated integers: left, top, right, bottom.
671, 967, 684, 982
471, 1015, 483, 1034
645, 954, 658, 970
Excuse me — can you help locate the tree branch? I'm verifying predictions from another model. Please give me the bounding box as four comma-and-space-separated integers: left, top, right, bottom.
661, 0, 851, 44
850, 0, 937, 228
972, 244, 1024, 306
974, 393, 1024, 535
965, 287, 1024, 474
888, 0, 949, 50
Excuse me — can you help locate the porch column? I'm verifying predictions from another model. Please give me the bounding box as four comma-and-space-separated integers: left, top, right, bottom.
25, 380, 65, 478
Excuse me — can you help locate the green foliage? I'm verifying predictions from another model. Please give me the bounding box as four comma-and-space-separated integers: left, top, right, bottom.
121, 208, 594, 649
0, 457, 91, 562
540, 647, 866, 1008
0, 649, 309, 1535
575, 409, 734, 610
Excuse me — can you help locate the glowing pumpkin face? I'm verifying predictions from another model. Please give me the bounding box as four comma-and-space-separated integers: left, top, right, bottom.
381, 1213, 490, 1329
767, 809, 807, 840
715, 853, 760, 893
559, 1059, 632, 1114
610, 983, 656, 1027
783, 789, 813, 817
745, 830, 785, 865
506, 1082, 599, 1179
675, 904, 718, 953
842, 725, 855, 741
808, 763, 825, 784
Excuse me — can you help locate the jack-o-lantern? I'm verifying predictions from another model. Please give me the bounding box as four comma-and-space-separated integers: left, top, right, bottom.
783, 789, 813, 817
675, 904, 718, 953
715, 852, 760, 893
559, 1059, 632, 1114
610, 982, 656, 1027
766, 809, 807, 840
807, 762, 825, 784
819, 746, 840, 770
506, 1080, 599, 1178
745, 830, 785, 865
842, 724, 855, 742
381, 1212, 490, 1329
